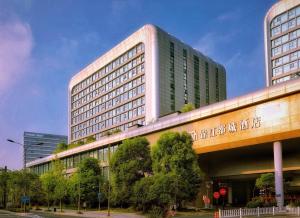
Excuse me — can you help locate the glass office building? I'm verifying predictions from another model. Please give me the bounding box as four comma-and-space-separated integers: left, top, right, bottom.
264, 0, 300, 86
23, 132, 67, 167
69, 24, 226, 143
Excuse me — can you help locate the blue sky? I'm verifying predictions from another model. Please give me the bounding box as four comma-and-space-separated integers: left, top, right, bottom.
0, 0, 276, 169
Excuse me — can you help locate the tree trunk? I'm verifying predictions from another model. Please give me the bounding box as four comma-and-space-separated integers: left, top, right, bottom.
60, 199, 62, 212
77, 195, 80, 213
47, 193, 50, 211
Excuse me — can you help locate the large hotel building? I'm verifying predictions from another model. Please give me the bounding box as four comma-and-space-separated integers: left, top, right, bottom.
264, 0, 300, 86
28, 3, 300, 208
69, 24, 226, 143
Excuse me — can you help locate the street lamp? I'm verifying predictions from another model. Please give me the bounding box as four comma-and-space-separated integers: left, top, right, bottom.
7, 138, 44, 169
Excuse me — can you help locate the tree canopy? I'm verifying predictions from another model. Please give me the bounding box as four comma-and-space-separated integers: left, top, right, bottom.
110, 137, 152, 207
77, 157, 102, 208
131, 131, 203, 216
53, 142, 68, 154
151, 131, 203, 203
255, 173, 275, 194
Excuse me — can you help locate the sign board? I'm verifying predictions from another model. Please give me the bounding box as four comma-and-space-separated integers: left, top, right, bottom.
98, 192, 102, 200
21, 196, 30, 204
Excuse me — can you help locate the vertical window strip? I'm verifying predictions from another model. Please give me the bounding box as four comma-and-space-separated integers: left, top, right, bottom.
205, 62, 209, 104
170, 42, 175, 111
183, 49, 188, 104
193, 56, 200, 108
216, 68, 219, 101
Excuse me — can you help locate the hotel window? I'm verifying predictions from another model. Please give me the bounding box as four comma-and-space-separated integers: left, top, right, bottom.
290, 61, 298, 71
273, 66, 282, 77
283, 64, 290, 73
272, 46, 281, 56
291, 51, 298, 61
272, 26, 281, 36
281, 22, 288, 32
282, 55, 289, 64
289, 8, 296, 19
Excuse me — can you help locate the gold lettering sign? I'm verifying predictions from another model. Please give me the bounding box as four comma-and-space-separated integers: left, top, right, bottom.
189, 116, 262, 141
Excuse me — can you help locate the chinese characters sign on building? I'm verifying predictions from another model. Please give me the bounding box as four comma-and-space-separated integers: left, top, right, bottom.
189, 117, 262, 141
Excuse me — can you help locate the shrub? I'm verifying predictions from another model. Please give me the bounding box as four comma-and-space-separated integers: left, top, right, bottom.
288, 200, 300, 207
147, 206, 164, 218
246, 197, 264, 208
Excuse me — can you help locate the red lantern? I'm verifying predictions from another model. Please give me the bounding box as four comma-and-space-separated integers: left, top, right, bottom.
219, 188, 227, 196
213, 192, 220, 199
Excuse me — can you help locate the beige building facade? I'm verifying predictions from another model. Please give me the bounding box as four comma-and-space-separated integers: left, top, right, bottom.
69, 24, 226, 143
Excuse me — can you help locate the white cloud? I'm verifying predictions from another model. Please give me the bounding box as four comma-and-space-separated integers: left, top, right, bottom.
194, 31, 237, 59
0, 19, 33, 95
216, 10, 241, 22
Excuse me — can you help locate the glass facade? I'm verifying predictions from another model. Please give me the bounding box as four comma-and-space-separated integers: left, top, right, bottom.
70, 43, 146, 142
24, 132, 67, 167
31, 144, 119, 179
270, 5, 300, 85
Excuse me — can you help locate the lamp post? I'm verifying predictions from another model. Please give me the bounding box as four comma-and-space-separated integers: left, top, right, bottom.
7, 139, 43, 169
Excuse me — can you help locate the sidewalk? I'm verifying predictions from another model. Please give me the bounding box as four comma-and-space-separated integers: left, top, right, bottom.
1, 208, 145, 218
34, 208, 145, 218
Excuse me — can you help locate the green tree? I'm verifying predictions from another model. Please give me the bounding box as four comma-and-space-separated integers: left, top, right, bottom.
27, 173, 44, 208
180, 103, 195, 113
68, 172, 81, 212
0, 167, 9, 208
53, 142, 68, 154
77, 158, 102, 208
151, 131, 202, 207
86, 136, 96, 144
52, 160, 68, 212
133, 173, 181, 216
132, 176, 154, 212
7, 170, 42, 209
40, 170, 56, 210
110, 137, 152, 207
255, 173, 274, 196
68, 142, 79, 149
77, 141, 85, 146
